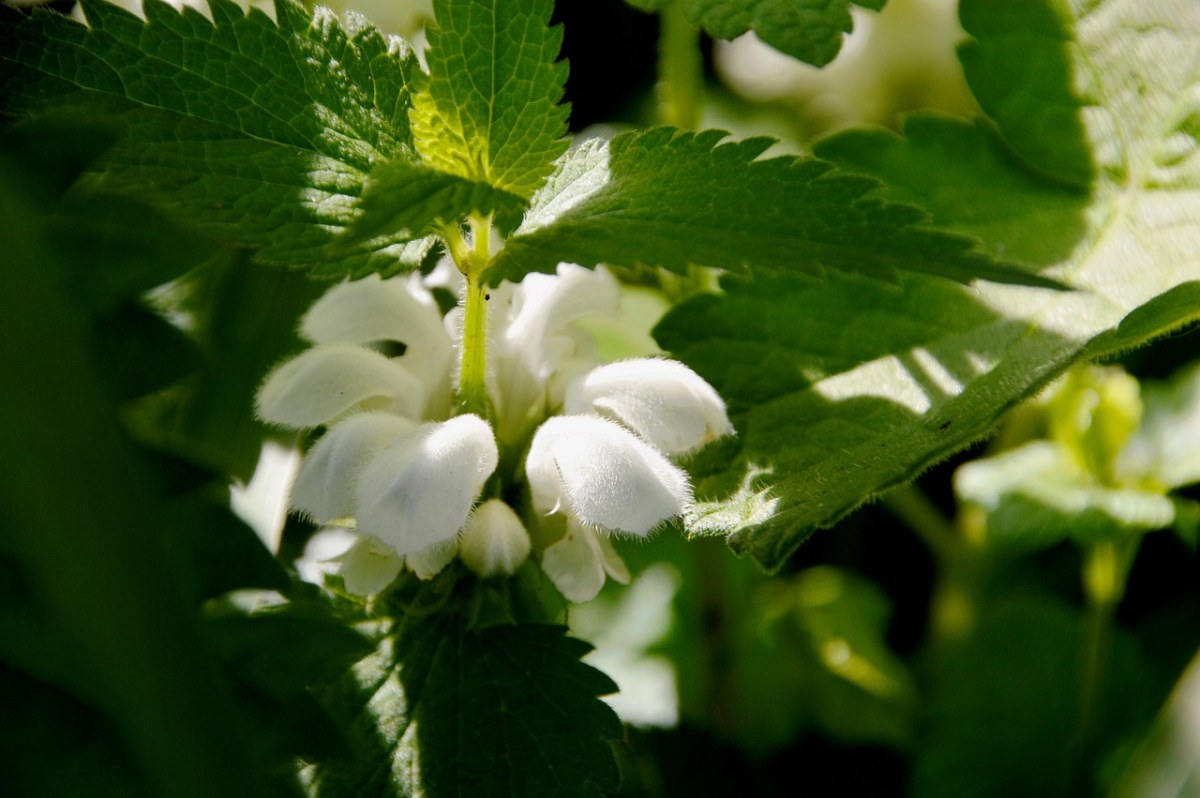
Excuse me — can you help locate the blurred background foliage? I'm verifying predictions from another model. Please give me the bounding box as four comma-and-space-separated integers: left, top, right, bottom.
1, 0, 1197, 796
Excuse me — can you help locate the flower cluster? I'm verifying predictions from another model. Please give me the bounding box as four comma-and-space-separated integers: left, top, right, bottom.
258, 263, 732, 602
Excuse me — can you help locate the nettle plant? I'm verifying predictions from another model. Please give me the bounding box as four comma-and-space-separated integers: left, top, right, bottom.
1, 0, 1199, 796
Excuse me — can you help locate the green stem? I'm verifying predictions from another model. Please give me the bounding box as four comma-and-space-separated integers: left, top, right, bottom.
883, 484, 982, 646
453, 215, 494, 418
1071, 538, 1135, 795
658, 1, 704, 130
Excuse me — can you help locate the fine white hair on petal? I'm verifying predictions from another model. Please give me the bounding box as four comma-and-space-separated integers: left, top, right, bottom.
405, 538, 459, 581
300, 275, 453, 396
290, 413, 416, 523
541, 520, 608, 603
526, 415, 692, 535
256, 343, 426, 429
355, 414, 499, 556
460, 499, 531, 578
565, 357, 734, 454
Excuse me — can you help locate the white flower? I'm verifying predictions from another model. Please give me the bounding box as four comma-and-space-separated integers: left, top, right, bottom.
541, 519, 631, 603
289, 412, 415, 523
301, 274, 454, 418
565, 357, 734, 454
355, 414, 498, 556
256, 343, 426, 428
526, 415, 692, 535
459, 498, 532, 577
486, 263, 621, 442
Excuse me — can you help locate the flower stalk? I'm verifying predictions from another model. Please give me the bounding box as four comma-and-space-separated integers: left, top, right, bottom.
453, 214, 494, 418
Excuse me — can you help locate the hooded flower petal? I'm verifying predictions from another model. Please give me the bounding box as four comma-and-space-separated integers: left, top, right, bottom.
565, 358, 734, 454
301, 275, 454, 410
290, 412, 415, 523
526, 415, 692, 535
355, 414, 499, 556
256, 343, 426, 429
460, 498, 531, 577
489, 264, 621, 441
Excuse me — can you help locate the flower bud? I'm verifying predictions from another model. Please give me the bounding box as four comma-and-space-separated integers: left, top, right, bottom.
459, 499, 531, 577
355, 414, 499, 555
526, 415, 692, 535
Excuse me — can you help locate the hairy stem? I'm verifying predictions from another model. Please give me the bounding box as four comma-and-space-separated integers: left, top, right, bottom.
658, 1, 703, 130
449, 215, 494, 418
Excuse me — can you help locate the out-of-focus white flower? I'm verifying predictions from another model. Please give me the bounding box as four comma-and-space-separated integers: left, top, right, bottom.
459, 499, 532, 577
527, 415, 692, 536
356, 414, 498, 556
230, 440, 301, 553
565, 357, 734, 454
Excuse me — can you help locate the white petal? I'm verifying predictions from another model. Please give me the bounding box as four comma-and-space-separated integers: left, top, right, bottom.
290, 413, 415, 522
335, 535, 405, 596
405, 538, 458, 580
256, 344, 426, 429
597, 535, 631, 585
565, 358, 734, 454
503, 264, 620, 375
459, 499, 531, 577
355, 414, 499, 555
526, 415, 692, 535
230, 440, 301, 554
294, 527, 357, 586
542, 521, 608, 603
301, 275, 453, 400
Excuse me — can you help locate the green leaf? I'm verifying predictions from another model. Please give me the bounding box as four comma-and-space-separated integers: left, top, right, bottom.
133, 253, 326, 482
0, 0, 431, 277
913, 597, 1156, 798
0, 134, 273, 797
205, 603, 374, 701
623, 0, 883, 66
411, 0, 569, 201
681, 0, 885, 66
954, 441, 1175, 554
658, 0, 1200, 569
488, 129, 1052, 288
344, 159, 527, 246
311, 617, 622, 798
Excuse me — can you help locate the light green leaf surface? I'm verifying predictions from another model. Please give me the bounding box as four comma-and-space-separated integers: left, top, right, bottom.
658, 0, 1200, 569
411, 0, 569, 201
488, 127, 1050, 288
954, 441, 1175, 553
624, 0, 884, 66
344, 160, 527, 246
311, 615, 622, 798
0, 0, 430, 277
